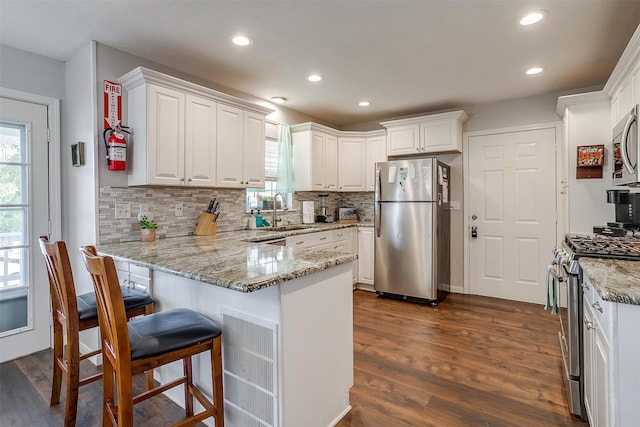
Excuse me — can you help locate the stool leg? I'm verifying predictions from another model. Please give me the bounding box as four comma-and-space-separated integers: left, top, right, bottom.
50, 319, 63, 406
64, 340, 81, 427
144, 303, 154, 391
211, 336, 224, 427
183, 356, 194, 418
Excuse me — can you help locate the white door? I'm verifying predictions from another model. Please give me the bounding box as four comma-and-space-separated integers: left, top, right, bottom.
0, 96, 51, 362
468, 127, 557, 304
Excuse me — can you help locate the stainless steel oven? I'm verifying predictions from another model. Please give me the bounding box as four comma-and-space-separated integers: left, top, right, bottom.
550, 252, 583, 418
552, 234, 640, 420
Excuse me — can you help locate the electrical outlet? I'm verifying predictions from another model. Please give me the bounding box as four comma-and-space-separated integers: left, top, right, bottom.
450, 201, 461, 210
115, 204, 131, 219
175, 203, 184, 217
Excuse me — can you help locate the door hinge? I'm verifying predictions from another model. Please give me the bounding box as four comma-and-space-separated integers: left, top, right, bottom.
48, 221, 52, 237
47, 128, 51, 143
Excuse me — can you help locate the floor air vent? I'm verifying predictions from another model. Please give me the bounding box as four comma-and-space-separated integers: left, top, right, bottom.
221, 308, 278, 427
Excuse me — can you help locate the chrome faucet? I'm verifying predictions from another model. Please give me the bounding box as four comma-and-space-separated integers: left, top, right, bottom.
273, 192, 287, 228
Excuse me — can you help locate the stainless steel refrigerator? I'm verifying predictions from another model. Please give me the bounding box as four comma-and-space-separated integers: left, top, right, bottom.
374, 158, 450, 305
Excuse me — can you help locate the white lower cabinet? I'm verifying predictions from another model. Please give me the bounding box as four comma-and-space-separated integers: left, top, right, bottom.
583, 292, 609, 427
581, 270, 640, 427
286, 228, 358, 284
357, 227, 374, 285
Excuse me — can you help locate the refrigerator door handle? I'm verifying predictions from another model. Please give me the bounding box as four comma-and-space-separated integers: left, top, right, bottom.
375, 202, 381, 238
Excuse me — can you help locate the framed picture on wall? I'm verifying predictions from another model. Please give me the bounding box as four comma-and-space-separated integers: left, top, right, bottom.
576, 144, 604, 179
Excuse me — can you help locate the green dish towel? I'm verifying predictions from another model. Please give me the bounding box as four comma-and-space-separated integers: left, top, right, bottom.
544, 264, 558, 315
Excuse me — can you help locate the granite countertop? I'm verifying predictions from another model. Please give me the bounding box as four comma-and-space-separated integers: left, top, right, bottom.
98, 223, 366, 293
579, 258, 640, 305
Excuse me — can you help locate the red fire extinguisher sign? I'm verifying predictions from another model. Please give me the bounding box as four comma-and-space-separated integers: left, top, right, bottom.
104, 80, 122, 129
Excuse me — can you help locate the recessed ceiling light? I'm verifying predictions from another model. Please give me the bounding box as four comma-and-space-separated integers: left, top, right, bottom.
526, 66, 545, 75
231, 35, 252, 46
520, 11, 546, 26
358, 101, 371, 107
271, 97, 287, 104
307, 74, 322, 82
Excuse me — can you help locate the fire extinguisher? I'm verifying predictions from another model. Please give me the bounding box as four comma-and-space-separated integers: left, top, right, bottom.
103, 125, 131, 171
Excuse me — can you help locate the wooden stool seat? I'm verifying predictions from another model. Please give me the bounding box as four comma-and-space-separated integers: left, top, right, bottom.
80, 246, 224, 427
38, 237, 155, 427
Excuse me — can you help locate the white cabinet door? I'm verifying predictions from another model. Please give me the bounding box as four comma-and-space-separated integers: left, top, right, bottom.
216, 103, 244, 187
338, 137, 365, 191
583, 299, 595, 425
366, 135, 386, 191
243, 111, 266, 188
387, 124, 419, 156
311, 132, 326, 190
421, 119, 460, 153
594, 327, 610, 427
185, 94, 217, 187
147, 85, 185, 185
357, 228, 374, 284
325, 134, 339, 191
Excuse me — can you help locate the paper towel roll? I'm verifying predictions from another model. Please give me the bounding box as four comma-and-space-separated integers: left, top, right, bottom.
302, 201, 315, 224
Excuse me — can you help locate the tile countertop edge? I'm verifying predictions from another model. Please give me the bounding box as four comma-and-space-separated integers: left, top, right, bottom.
578, 258, 640, 305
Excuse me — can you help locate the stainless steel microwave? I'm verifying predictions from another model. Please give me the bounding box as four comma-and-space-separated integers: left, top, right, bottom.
613, 104, 640, 186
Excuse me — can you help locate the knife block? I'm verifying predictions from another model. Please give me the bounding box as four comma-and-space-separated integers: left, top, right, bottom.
194, 212, 217, 236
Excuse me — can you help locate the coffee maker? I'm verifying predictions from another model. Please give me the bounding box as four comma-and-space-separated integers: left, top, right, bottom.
594, 190, 640, 236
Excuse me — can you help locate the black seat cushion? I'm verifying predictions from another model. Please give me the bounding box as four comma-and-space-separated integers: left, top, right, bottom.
77, 287, 154, 320
127, 308, 222, 360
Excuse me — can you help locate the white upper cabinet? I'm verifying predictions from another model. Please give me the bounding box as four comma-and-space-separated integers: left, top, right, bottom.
604, 25, 640, 126
365, 132, 387, 191
292, 123, 339, 192
243, 111, 266, 188
338, 136, 366, 191
338, 130, 387, 192
216, 106, 265, 188
381, 110, 467, 155
119, 67, 271, 188
185, 94, 217, 187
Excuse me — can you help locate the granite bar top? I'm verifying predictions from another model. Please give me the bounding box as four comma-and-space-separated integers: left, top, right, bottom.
98, 223, 364, 293
579, 258, 640, 305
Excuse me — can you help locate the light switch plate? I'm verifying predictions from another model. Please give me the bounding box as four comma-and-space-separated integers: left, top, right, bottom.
450, 201, 461, 210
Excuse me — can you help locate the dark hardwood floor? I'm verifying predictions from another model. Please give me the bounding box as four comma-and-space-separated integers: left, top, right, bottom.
338, 291, 587, 427
1, 290, 587, 426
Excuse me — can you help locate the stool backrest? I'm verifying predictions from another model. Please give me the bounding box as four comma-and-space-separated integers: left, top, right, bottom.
80, 246, 132, 371
39, 236, 79, 331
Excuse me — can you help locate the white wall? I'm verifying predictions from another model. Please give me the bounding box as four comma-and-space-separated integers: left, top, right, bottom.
562, 98, 617, 233
64, 42, 98, 293
0, 44, 65, 99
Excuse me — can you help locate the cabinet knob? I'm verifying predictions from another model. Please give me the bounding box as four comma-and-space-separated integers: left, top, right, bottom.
584, 319, 595, 330
187, 178, 192, 182
180, 178, 185, 182
592, 302, 604, 313
416, 147, 420, 152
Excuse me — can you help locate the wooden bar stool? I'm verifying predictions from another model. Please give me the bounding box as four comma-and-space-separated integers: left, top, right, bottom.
80, 246, 224, 427
39, 237, 155, 427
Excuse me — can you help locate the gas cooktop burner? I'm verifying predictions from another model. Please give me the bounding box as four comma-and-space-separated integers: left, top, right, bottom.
564, 235, 640, 260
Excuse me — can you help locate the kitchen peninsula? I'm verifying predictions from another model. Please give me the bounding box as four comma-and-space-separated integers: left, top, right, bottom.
98, 228, 357, 427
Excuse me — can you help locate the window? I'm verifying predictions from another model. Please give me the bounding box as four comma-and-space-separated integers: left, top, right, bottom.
246, 137, 293, 211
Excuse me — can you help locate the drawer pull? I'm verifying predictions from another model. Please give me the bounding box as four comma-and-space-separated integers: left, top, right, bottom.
592, 302, 604, 313
296, 241, 304, 245
584, 319, 595, 331
319, 237, 328, 241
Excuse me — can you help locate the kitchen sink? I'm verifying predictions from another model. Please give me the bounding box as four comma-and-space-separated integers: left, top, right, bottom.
268, 224, 316, 231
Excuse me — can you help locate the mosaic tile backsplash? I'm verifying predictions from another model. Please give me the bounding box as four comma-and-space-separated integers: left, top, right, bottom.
99, 186, 374, 243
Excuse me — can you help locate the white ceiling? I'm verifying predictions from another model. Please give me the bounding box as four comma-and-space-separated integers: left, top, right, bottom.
1, 1, 639, 127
